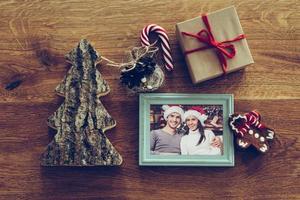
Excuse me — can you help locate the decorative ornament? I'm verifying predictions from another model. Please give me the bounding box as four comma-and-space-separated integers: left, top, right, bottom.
119, 45, 164, 92
229, 110, 275, 153
141, 24, 174, 71
103, 24, 173, 93
41, 39, 123, 166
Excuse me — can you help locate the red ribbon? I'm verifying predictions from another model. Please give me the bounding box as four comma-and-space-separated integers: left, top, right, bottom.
245, 111, 266, 130
236, 111, 266, 137
181, 14, 246, 74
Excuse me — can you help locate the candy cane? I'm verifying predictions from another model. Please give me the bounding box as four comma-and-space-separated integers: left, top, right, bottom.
141, 24, 174, 71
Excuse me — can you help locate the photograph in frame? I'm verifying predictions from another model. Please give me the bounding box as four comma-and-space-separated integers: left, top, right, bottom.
139, 93, 234, 166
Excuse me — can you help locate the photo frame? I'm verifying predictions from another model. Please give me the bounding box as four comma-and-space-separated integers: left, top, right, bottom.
139, 93, 234, 166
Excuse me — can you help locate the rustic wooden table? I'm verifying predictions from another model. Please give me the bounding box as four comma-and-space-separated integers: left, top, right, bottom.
0, 0, 299, 199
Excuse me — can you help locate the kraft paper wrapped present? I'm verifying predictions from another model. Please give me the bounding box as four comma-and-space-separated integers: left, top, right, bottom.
176, 6, 254, 84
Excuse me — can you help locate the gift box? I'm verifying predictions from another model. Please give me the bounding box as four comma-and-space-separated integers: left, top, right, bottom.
176, 6, 254, 84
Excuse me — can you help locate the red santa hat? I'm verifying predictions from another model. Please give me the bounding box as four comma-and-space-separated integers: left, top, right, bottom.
183, 106, 208, 126
162, 105, 184, 121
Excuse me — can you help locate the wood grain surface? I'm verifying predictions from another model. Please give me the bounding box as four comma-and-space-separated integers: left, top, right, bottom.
0, 0, 299, 199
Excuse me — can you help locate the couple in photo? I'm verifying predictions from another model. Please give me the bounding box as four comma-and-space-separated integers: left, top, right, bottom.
150, 105, 223, 155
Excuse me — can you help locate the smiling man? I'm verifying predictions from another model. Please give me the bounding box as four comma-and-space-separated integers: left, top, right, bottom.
150, 105, 184, 155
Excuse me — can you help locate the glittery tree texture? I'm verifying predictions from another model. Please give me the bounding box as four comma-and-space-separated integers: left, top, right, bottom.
41, 39, 123, 166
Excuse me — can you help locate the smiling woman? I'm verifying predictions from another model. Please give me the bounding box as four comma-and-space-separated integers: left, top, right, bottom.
181, 107, 222, 156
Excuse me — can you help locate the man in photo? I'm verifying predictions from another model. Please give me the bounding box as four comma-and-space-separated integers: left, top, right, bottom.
150, 105, 184, 155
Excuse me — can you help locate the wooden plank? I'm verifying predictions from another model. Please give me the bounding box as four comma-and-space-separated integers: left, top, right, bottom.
0, 0, 299, 199
0, 100, 299, 199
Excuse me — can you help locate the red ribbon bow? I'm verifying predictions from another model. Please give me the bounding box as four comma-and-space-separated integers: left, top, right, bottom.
181, 14, 246, 73
236, 111, 266, 137
245, 111, 266, 130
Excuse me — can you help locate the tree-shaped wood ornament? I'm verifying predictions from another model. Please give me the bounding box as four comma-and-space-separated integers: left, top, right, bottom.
41, 39, 123, 166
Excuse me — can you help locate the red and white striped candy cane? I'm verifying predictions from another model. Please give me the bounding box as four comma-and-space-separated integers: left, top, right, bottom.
140, 24, 174, 71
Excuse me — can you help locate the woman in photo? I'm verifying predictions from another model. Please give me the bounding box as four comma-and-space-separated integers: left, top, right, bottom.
180, 106, 222, 155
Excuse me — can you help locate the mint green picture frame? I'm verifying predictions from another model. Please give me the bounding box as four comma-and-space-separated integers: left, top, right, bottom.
139, 93, 234, 166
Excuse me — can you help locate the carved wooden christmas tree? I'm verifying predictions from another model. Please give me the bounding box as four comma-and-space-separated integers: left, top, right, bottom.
41, 39, 123, 166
